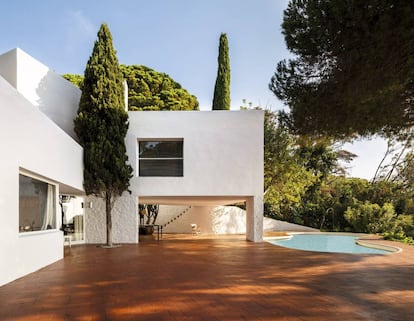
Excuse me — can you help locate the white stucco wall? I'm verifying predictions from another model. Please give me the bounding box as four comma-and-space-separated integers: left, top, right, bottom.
127, 110, 264, 242
0, 74, 83, 286
0, 48, 81, 140
156, 205, 316, 235
0, 49, 17, 88
159, 205, 248, 234
127, 110, 264, 198
84, 194, 137, 244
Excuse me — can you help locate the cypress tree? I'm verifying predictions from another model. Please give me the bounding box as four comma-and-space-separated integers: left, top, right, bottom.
212, 33, 231, 110
74, 23, 133, 247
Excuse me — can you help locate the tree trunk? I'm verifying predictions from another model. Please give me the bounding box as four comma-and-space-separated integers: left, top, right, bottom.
105, 193, 112, 247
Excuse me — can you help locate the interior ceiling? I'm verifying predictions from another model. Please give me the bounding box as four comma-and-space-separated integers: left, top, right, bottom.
58, 186, 250, 207
138, 196, 249, 206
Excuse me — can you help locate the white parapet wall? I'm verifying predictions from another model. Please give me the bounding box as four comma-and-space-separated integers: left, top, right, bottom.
0, 48, 81, 140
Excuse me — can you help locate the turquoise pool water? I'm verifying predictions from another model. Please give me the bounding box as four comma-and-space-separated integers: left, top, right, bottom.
267, 234, 391, 254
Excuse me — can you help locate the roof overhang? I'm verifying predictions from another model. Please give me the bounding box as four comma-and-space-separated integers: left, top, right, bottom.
138, 196, 249, 207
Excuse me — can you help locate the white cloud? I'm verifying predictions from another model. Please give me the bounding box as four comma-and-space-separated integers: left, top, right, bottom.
62, 10, 97, 70
68, 10, 96, 38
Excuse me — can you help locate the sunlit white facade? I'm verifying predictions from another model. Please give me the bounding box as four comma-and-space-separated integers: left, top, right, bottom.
0, 48, 264, 286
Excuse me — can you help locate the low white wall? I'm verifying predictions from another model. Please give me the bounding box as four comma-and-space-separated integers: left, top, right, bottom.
16, 231, 63, 279
263, 218, 318, 232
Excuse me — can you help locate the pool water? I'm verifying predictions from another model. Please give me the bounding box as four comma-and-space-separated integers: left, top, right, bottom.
267, 234, 391, 254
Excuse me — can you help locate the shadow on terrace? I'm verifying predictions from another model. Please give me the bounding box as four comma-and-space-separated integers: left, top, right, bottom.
0, 235, 412, 321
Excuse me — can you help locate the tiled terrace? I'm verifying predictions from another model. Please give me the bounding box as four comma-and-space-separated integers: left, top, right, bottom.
0, 234, 413, 321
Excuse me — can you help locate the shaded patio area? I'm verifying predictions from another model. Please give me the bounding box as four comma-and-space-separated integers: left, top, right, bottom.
0, 235, 413, 321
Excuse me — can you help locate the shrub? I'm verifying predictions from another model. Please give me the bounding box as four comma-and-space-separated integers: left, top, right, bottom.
344, 201, 395, 234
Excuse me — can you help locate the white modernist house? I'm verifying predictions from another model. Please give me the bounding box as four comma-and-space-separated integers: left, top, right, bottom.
0, 48, 264, 286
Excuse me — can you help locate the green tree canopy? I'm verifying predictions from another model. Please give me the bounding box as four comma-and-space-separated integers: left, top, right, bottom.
270, 0, 414, 138
212, 33, 231, 110
62, 74, 83, 88
63, 66, 199, 111
74, 23, 133, 247
264, 109, 316, 222
121, 65, 199, 111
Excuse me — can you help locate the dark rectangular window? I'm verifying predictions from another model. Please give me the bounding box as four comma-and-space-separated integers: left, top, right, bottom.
139, 140, 183, 177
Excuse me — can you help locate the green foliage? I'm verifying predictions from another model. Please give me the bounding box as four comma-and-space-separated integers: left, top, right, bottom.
78, 24, 125, 113
383, 232, 414, 245
264, 110, 318, 223
345, 201, 414, 242
270, 0, 414, 138
263, 107, 414, 238
397, 151, 414, 193
62, 66, 199, 111
345, 202, 395, 234
212, 33, 231, 110
297, 139, 339, 180
383, 221, 414, 245
74, 23, 133, 246
75, 23, 132, 197
121, 65, 199, 111
75, 108, 132, 197
62, 74, 83, 88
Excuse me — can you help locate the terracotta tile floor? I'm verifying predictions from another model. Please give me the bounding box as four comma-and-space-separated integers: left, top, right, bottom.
0, 234, 413, 321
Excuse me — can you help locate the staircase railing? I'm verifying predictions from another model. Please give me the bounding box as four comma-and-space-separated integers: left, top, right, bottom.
162, 206, 192, 229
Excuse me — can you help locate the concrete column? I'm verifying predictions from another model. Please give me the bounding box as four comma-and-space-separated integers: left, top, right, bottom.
245, 195, 263, 242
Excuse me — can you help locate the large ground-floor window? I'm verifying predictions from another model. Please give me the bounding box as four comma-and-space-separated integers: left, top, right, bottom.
19, 173, 56, 232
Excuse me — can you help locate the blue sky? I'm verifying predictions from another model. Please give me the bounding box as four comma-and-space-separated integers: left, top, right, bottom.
0, 0, 386, 179
0, 0, 289, 110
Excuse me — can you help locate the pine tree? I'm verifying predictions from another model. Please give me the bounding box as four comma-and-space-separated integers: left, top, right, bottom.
270, 0, 414, 138
74, 23, 133, 247
212, 33, 231, 110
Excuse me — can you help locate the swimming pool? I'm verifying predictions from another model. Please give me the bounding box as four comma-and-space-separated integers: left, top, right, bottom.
266, 233, 395, 254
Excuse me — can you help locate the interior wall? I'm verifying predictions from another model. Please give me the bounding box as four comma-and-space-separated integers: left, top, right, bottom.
158, 205, 248, 235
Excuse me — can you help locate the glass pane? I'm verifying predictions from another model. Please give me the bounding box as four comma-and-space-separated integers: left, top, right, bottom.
139, 159, 183, 177
61, 196, 85, 242
19, 174, 56, 232
139, 141, 183, 158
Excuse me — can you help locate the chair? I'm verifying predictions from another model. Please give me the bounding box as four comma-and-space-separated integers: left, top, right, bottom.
191, 224, 200, 235
64, 235, 72, 247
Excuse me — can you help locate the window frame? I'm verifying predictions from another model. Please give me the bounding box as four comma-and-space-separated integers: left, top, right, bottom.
18, 170, 59, 234
138, 138, 184, 177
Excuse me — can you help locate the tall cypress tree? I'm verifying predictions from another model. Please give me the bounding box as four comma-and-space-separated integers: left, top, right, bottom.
74, 23, 133, 247
212, 33, 231, 110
